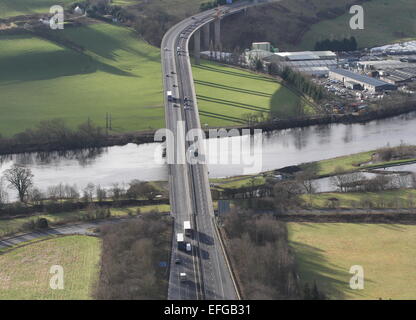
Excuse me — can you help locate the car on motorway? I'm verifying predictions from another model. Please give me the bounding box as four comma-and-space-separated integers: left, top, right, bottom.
175, 258, 181, 264
180, 272, 187, 282
186, 243, 192, 253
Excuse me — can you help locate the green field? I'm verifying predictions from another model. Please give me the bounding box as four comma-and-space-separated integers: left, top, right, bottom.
0, 204, 170, 237
193, 60, 314, 126
302, 151, 374, 176
0, 0, 75, 18
112, 0, 207, 15
0, 23, 310, 136
302, 149, 416, 177
0, 235, 100, 299
303, 189, 416, 209
0, 23, 163, 136
299, 0, 416, 50
289, 223, 416, 299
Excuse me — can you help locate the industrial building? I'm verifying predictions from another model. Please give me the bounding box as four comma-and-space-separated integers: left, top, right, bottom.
380, 67, 416, 85
357, 60, 410, 71
328, 68, 397, 93
273, 51, 337, 61
252, 42, 272, 52
263, 50, 338, 76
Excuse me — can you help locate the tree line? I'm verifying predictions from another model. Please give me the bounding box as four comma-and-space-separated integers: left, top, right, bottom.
94, 211, 172, 299
0, 164, 164, 213
223, 209, 326, 299
314, 36, 358, 52
0, 118, 107, 153
277, 66, 325, 102
200, 0, 244, 11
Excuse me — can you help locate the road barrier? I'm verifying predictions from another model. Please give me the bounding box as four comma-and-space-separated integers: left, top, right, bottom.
212, 217, 242, 300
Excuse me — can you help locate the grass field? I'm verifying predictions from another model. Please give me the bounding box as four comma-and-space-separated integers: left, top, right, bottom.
112, 0, 207, 16
303, 189, 416, 209
299, 0, 416, 50
0, 0, 75, 19
0, 23, 164, 136
0, 204, 170, 237
302, 151, 374, 176
0, 235, 100, 299
302, 149, 416, 177
0, 23, 310, 136
193, 60, 314, 126
289, 223, 416, 299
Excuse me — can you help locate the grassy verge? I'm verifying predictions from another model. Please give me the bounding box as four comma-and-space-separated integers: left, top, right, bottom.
0, 235, 100, 299
289, 223, 416, 299
0, 204, 171, 238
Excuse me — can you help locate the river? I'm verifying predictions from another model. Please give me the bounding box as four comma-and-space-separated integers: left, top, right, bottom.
1, 111, 416, 198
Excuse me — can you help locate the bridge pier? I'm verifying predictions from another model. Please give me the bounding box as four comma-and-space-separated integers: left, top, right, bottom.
194, 29, 201, 65
203, 23, 210, 50
214, 19, 221, 49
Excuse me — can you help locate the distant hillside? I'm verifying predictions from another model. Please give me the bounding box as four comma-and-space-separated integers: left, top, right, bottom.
220, 0, 373, 51
299, 0, 416, 50
0, 0, 75, 19
112, 0, 415, 50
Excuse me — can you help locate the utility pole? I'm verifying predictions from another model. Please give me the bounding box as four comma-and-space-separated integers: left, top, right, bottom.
106, 112, 109, 135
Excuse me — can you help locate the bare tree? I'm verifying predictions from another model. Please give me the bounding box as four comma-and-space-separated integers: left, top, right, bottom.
296, 169, 317, 206
28, 187, 44, 205
110, 183, 125, 201
273, 180, 303, 212
330, 167, 365, 192
0, 177, 9, 207
83, 183, 95, 203
4, 165, 34, 202
96, 185, 107, 202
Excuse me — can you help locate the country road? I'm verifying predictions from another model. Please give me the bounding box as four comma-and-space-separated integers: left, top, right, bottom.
0, 218, 130, 250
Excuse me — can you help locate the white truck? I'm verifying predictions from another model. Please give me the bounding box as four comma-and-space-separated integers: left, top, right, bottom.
167, 90, 174, 102
184, 220, 192, 237
177, 233, 184, 250
180, 272, 187, 282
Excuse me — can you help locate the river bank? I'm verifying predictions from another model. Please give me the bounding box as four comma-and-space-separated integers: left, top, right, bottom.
2, 102, 416, 156
2, 109, 416, 198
